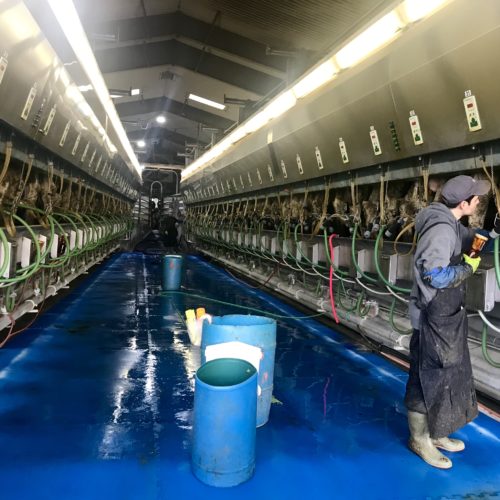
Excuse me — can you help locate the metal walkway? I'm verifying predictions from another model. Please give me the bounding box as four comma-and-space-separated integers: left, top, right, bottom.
0, 253, 499, 499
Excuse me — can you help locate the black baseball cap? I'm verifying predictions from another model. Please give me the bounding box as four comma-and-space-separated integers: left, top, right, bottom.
441, 175, 490, 205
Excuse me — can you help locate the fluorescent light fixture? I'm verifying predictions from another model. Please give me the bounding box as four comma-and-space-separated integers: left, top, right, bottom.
401, 0, 449, 23
78, 84, 93, 92
188, 93, 226, 110
293, 59, 337, 98
109, 88, 141, 98
156, 115, 167, 124
47, 0, 142, 177
227, 127, 248, 145
137, 140, 146, 148
335, 11, 403, 69
242, 111, 269, 135
181, 1, 450, 184
264, 91, 296, 120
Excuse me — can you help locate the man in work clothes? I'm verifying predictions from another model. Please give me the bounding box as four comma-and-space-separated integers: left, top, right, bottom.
405, 175, 499, 469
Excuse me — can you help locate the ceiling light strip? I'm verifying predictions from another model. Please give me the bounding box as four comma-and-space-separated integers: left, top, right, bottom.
188, 93, 226, 110
47, 0, 142, 177
181, 0, 451, 183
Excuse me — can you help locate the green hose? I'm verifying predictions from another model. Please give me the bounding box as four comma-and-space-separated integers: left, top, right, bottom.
481, 324, 500, 368
494, 237, 500, 290
0, 228, 9, 277
336, 280, 357, 312
54, 212, 84, 256
18, 204, 56, 265
0, 214, 42, 284
389, 297, 412, 335
374, 227, 412, 294
293, 224, 328, 271
4, 285, 17, 312
40, 215, 71, 268
356, 291, 371, 316
160, 290, 324, 320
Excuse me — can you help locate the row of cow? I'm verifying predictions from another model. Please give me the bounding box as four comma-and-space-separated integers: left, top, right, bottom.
0, 159, 134, 235
189, 173, 496, 242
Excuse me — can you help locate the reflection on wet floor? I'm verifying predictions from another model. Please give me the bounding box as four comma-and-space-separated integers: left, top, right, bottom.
0, 252, 498, 499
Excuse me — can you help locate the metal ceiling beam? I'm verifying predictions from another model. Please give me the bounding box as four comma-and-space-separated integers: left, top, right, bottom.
136, 145, 185, 165
90, 11, 287, 72
94, 39, 281, 95
116, 97, 234, 130
127, 127, 208, 147
95, 34, 286, 80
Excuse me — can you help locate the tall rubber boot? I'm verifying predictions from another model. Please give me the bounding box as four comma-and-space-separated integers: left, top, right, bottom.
432, 437, 465, 452
407, 411, 452, 469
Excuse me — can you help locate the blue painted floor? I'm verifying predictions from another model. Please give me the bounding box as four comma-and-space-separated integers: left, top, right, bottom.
0, 252, 499, 500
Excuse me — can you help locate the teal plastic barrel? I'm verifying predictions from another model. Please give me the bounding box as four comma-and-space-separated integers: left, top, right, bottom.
201, 315, 277, 427
162, 255, 183, 290
192, 358, 257, 487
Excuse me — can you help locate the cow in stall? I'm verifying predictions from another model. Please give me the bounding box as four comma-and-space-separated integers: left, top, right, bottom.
325, 188, 351, 237
468, 172, 492, 229
361, 185, 380, 239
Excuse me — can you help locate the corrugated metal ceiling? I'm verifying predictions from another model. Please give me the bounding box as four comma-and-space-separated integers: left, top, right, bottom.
77, 0, 395, 52
190, 0, 394, 51
69, 0, 397, 164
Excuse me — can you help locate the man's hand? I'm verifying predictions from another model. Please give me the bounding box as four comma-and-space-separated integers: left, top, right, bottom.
463, 254, 481, 273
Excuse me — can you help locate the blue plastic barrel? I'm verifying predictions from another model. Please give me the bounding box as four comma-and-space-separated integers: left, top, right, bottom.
201, 315, 277, 427
192, 358, 257, 487
161, 255, 183, 290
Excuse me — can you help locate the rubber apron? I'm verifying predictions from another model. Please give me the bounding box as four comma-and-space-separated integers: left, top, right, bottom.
419, 253, 478, 438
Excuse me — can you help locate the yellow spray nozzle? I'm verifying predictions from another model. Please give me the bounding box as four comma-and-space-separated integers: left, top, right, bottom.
185, 309, 196, 321
196, 307, 206, 319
